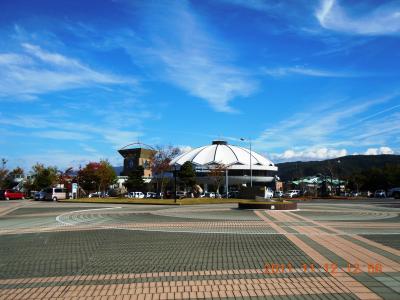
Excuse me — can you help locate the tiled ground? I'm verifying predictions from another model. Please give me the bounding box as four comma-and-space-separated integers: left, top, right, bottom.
0, 199, 399, 299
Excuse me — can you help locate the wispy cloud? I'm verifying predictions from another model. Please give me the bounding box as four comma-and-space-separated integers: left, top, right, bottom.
262, 66, 358, 77
0, 112, 143, 149
121, 1, 257, 113
316, 0, 400, 35
17, 150, 110, 170
32, 130, 91, 141
0, 43, 136, 100
255, 93, 400, 157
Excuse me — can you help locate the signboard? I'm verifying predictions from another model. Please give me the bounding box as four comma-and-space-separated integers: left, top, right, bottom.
72, 183, 78, 193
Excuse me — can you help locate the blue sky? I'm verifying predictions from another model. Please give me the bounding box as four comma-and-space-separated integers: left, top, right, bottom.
1, 0, 400, 170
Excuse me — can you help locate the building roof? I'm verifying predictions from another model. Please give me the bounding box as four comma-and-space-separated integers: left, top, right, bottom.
170, 140, 277, 170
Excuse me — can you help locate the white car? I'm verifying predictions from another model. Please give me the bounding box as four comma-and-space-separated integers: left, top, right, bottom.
128, 192, 145, 198
146, 192, 156, 198
285, 190, 300, 198
274, 191, 284, 198
89, 192, 108, 198
265, 188, 273, 199
199, 192, 215, 198
44, 187, 67, 201
374, 190, 386, 198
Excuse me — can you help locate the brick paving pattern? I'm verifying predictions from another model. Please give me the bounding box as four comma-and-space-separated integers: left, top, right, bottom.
0, 199, 399, 299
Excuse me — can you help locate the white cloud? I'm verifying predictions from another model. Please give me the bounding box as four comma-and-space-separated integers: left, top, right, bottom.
270, 145, 397, 162
32, 130, 91, 141
178, 145, 193, 153
271, 147, 347, 162
124, 1, 256, 112
102, 130, 142, 150
16, 150, 109, 170
262, 66, 356, 77
0, 112, 144, 151
0, 44, 136, 99
255, 93, 400, 151
316, 0, 400, 35
364, 147, 395, 155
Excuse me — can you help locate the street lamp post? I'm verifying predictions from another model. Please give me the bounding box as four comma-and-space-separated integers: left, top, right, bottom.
240, 137, 252, 188
225, 168, 229, 199
337, 160, 341, 196
174, 164, 177, 203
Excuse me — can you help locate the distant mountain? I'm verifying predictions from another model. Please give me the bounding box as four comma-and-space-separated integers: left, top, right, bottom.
113, 166, 123, 176
276, 154, 400, 182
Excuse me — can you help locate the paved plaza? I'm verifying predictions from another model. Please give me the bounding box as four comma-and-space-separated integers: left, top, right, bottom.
0, 199, 399, 300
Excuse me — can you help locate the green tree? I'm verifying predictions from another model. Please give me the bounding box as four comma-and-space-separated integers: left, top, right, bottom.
3, 167, 25, 189
78, 162, 99, 193
151, 145, 181, 193
78, 160, 116, 194
0, 159, 9, 189
30, 164, 58, 190
178, 161, 196, 191
98, 160, 117, 192
124, 166, 145, 192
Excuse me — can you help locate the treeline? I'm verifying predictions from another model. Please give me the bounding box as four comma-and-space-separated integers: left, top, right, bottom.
0, 158, 117, 194
277, 154, 400, 191
346, 164, 400, 191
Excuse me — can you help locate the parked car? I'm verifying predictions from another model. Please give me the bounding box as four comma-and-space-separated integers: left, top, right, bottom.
265, 188, 273, 199
176, 191, 186, 199
229, 191, 239, 198
128, 192, 145, 198
155, 192, 164, 199
0, 189, 25, 200
374, 190, 386, 198
146, 192, 156, 198
388, 188, 400, 199
43, 187, 67, 201
274, 191, 284, 198
221, 191, 239, 198
350, 191, 359, 197
88, 192, 107, 198
285, 190, 300, 198
200, 192, 215, 198
34, 190, 46, 201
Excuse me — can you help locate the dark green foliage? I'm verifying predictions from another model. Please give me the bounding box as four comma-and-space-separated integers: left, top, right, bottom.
2, 167, 25, 189
124, 166, 145, 192
178, 161, 196, 190
277, 155, 400, 190
30, 164, 58, 190
0, 158, 8, 189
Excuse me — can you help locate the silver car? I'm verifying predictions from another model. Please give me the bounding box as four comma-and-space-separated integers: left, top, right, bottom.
43, 187, 67, 201
374, 190, 386, 198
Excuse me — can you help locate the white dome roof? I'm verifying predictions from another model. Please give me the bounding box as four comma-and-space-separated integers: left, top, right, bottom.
170, 140, 276, 170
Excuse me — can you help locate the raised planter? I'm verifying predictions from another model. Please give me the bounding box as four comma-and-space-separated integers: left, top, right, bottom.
238, 201, 297, 210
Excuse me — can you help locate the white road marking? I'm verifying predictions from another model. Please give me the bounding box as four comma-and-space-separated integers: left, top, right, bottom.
55, 207, 122, 226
